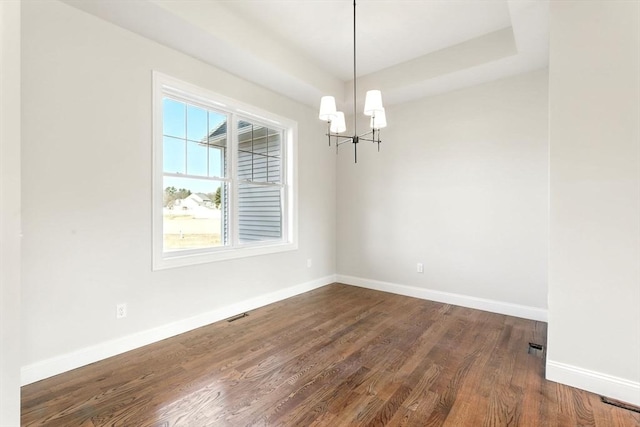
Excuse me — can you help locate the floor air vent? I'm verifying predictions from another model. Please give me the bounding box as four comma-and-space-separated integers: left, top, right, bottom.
226, 313, 249, 322
600, 396, 640, 413
527, 342, 544, 356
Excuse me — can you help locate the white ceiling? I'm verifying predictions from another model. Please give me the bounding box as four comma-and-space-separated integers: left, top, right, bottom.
62, 0, 549, 110
224, 0, 514, 81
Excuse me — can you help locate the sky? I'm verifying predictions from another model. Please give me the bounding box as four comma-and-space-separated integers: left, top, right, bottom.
163, 97, 226, 194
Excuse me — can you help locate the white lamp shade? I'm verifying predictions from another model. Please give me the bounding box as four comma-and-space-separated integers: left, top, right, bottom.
330, 111, 346, 133
364, 90, 384, 116
319, 96, 337, 121
370, 109, 387, 129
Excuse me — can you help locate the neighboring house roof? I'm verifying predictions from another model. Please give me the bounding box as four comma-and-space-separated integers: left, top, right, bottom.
187, 193, 212, 204
195, 193, 211, 202
209, 120, 251, 139
208, 120, 263, 145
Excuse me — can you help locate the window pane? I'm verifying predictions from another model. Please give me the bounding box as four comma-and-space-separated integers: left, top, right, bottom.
238, 182, 282, 243
163, 98, 185, 138
267, 129, 281, 183
163, 177, 227, 251
267, 130, 281, 157
237, 120, 253, 181
238, 152, 269, 182
187, 105, 208, 142
237, 146, 253, 181
208, 146, 225, 178
208, 112, 227, 145
163, 136, 185, 174
208, 112, 227, 178
187, 140, 207, 177
237, 121, 282, 184
268, 155, 281, 183
252, 125, 268, 143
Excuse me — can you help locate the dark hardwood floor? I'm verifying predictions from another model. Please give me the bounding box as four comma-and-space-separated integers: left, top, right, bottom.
21, 284, 640, 426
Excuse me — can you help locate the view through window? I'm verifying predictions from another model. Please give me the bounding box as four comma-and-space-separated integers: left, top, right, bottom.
153, 73, 296, 269
162, 97, 228, 251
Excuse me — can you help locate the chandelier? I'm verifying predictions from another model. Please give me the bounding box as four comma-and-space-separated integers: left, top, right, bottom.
318, 0, 387, 163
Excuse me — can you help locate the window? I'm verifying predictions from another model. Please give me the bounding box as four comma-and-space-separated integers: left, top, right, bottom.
153, 72, 297, 270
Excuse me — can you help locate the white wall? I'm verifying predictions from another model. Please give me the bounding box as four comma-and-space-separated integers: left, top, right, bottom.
17, 0, 639, 410
336, 70, 549, 319
547, 1, 640, 405
20, 0, 336, 383
0, 1, 21, 423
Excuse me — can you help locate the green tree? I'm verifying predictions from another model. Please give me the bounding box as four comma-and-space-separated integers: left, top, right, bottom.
204, 188, 222, 209
214, 187, 221, 209
164, 186, 191, 208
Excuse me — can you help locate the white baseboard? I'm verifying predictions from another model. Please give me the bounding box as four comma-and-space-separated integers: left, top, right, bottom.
336, 274, 548, 322
21, 275, 335, 386
547, 360, 640, 406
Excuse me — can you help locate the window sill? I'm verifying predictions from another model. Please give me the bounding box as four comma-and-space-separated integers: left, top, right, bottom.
152, 240, 298, 271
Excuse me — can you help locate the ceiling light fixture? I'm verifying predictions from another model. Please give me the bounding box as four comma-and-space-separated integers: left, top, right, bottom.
318, 0, 387, 163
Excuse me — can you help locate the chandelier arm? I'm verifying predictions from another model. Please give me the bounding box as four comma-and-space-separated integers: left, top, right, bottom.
358, 129, 382, 145
332, 135, 355, 146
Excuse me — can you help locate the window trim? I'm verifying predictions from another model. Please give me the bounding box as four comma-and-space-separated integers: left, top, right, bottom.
152, 71, 298, 270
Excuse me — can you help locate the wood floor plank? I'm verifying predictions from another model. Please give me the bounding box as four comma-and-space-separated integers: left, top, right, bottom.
21, 284, 640, 426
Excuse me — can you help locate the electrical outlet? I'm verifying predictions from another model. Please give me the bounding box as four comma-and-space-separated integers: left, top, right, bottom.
417, 263, 424, 273
116, 303, 127, 319
307, 258, 313, 268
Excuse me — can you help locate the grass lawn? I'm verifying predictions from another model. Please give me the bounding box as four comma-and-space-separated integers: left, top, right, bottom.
163, 215, 222, 250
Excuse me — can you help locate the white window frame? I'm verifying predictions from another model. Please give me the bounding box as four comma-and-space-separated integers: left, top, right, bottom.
152, 72, 298, 270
